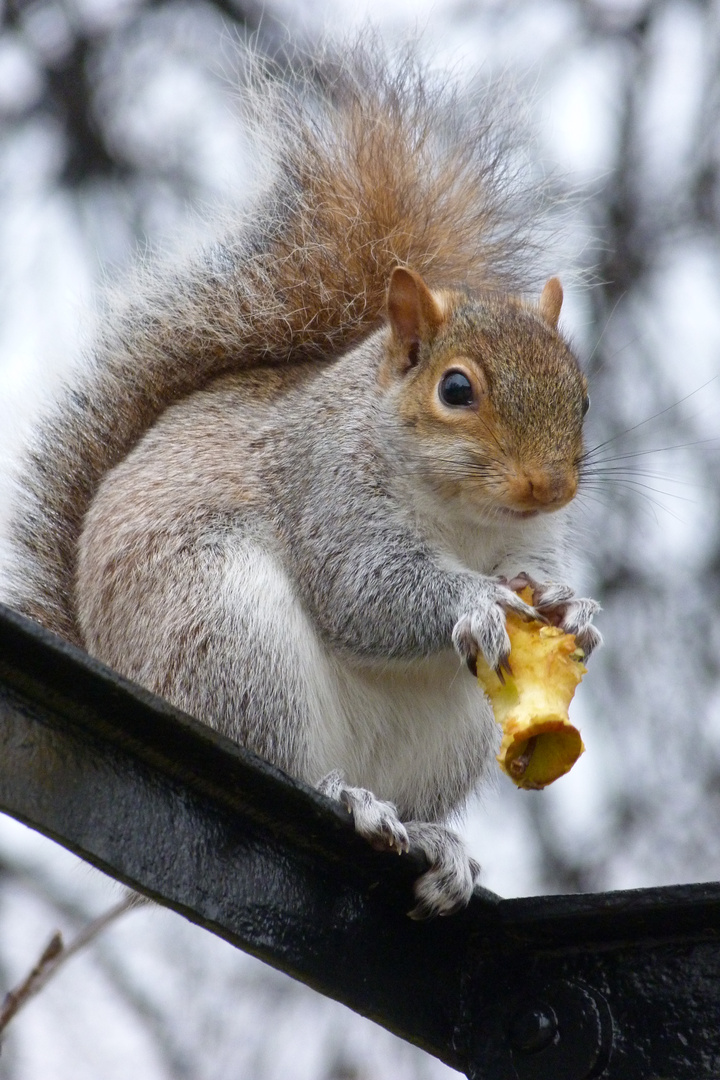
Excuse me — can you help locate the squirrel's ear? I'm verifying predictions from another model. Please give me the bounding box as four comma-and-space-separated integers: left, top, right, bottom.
387, 267, 444, 368
538, 277, 563, 329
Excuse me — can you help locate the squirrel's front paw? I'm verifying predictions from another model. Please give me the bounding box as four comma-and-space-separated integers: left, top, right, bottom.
317, 771, 409, 854
404, 822, 481, 919
452, 580, 538, 673
506, 573, 603, 656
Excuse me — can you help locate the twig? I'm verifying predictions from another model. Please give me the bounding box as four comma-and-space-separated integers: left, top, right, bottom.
0, 893, 148, 1035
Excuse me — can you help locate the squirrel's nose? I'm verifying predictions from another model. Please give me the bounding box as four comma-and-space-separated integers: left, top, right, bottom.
511, 468, 577, 510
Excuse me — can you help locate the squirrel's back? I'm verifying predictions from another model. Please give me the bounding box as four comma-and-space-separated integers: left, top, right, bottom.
5, 36, 555, 642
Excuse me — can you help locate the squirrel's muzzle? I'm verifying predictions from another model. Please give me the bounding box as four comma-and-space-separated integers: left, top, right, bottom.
505, 466, 578, 512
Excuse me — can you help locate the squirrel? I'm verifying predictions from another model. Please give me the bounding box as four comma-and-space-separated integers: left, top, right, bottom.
4, 39, 601, 918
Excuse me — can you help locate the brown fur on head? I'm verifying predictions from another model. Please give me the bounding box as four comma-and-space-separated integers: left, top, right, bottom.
382, 268, 588, 517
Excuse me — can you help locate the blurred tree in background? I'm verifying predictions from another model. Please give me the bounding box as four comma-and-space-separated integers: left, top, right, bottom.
1, 0, 720, 1077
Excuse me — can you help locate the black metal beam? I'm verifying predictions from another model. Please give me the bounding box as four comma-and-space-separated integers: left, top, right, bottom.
0, 602, 719, 1080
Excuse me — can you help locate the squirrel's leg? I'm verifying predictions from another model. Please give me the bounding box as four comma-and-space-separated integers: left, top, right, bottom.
287, 511, 542, 675
317, 772, 480, 919
404, 822, 481, 920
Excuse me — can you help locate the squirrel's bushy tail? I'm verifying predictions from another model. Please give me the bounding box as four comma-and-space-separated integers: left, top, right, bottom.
7, 35, 553, 641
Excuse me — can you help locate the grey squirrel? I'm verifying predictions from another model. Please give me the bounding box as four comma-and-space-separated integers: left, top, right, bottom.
5, 40, 601, 918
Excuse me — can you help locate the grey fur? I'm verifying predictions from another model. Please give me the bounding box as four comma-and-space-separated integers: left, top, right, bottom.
69, 326, 597, 915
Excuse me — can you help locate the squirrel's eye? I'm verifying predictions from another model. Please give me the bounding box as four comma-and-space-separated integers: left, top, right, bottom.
582, 393, 590, 417
439, 370, 475, 407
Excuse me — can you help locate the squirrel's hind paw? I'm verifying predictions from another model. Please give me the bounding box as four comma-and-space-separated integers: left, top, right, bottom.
317, 775, 480, 916
317, 771, 409, 855
405, 823, 480, 920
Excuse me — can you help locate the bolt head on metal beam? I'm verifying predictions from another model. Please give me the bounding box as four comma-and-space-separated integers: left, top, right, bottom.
507, 981, 613, 1080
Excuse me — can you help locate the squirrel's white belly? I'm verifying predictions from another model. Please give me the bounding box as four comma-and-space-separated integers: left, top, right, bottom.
321, 654, 497, 820
225, 544, 497, 821
226, 544, 500, 812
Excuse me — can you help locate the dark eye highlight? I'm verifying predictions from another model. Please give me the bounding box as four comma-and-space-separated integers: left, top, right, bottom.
439, 370, 475, 407
582, 393, 590, 417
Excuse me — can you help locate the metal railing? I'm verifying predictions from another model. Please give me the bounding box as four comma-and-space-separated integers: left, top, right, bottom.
1, 602, 718, 1080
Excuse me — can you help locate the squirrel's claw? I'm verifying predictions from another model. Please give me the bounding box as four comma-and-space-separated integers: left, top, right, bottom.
495, 654, 514, 682
405, 823, 480, 919
317, 771, 410, 855
497, 583, 548, 626
568, 617, 603, 657
511, 577, 603, 657
453, 608, 511, 674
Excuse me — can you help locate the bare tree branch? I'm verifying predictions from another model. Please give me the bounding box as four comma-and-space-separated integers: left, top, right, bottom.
0, 893, 146, 1037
